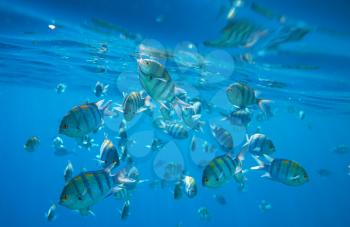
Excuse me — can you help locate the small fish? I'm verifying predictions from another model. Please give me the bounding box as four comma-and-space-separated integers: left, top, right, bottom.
120, 200, 130, 220
116, 166, 142, 191
197, 207, 211, 221
226, 83, 269, 112
94, 81, 109, 97
52, 136, 64, 149
46, 203, 57, 221
182, 102, 204, 132
190, 136, 196, 152
213, 194, 226, 205
221, 109, 251, 128
317, 169, 331, 177
259, 200, 272, 212
173, 181, 183, 200
241, 133, 275, 156
251, 155, 309, 186
156, 120, 188, 139
333, 144, 349, 155
64, 161, 74, 183
210, 124, 233, 152
115, 91, 151, 121
78, 135, 99, 151
146, 138, 167, 152
56, 83, 67, 94
202, 153, 245, 188
183, 175, 197, 198
59, 100, 112, 138
59, 164, 119, 216
24, 136, 40, 151
299, 110, 305, 120
97, 139, 120, 168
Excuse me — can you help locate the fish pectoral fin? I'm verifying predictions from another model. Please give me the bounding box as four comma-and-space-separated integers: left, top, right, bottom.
289, 175, 301, 180
79, 208, 94, 216
113, 106, 124, 113
136, 107, 147, 113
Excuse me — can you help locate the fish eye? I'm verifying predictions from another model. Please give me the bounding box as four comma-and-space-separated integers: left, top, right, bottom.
204, 178, 209, 183
78, 196, 82, 201
62, 124, 68, 129
215, 177, 219, 182
62, 194, 69, 200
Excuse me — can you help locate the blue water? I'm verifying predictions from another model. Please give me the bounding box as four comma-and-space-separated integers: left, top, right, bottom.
1, 0, 350, 226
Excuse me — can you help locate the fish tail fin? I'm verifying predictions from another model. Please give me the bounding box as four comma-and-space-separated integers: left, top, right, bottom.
250, 155, 266, 171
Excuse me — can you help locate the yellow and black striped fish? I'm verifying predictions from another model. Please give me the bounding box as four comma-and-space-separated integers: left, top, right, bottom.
226, 82, 259, 108
59, 100, 111, 138
137, 59, 176, 104
59, 166, 120, 215
210, 124, 233, 152
97, 139, 120, 169
202, 154, 244, 188
251, 155, 309, 186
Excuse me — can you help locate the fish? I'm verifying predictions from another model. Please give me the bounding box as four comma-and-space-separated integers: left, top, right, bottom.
251, 155, 309, 186
137, 58, 187, 112
173, 181, 183, 200
59, 100, 112, 138
202, 153, 245, 188
146, 138, 167, 152
204, 19, 267, 48
241, 133, 275, 156
197, 207, 211, 221
226, 82, 270, 111
213, 194, 226, 205
190, 136, 196, 152
59, 165, 121, 216
97, 139, 120, 169
333, 144, 349, 155
181, 103, 205, 131
46, 203, 57, 221
115, 91, 151, 121
52, 136, 64, 149
259, 200, 272, 212
117, 120, 135, 160
299, 110, 305, 120
156, 120, 189, 139
116, 166, 143, 191
64, 160, 74, 183
78, 135, 99, 151
221, 109, 251, 128
183, 175, 197, 198
56, 83, 67, 94
210, 124, 233, 152
24, 136, 40, 151
94, 81, 109, 97
120, 200, 130, 220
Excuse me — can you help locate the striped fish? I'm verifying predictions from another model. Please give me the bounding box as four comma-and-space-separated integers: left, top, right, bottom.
137, 59, 176, 104
242, 133, 275, 156
210, 124, 233, 152
226, 82, 259, 108
204, 19, 265, 48
59, 166, 120, 215
251, 155, 309, 186
164, 122, 189, 139
221, 109, 251, 128
202, 154, 244, 188
59, 100, 111, 138
97, 139, 120, 168
182, 102, 204, 132
115, 91, 150, 121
